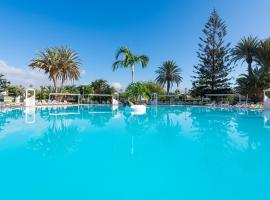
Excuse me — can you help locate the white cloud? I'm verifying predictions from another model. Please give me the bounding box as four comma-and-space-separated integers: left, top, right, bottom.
0, 59, 50, 87
111, 82, 123, 91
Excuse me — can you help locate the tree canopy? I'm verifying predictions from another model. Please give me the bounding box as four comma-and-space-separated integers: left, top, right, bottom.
192, 9, 233, 97
112, 47, 149, 83
0, 74, 10, 92
155, 60, 182, 94
29, 47, 81, 92
125, 82, 150, 103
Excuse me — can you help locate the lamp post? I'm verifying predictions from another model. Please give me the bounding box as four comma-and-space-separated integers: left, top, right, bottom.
80, 84, 88, 104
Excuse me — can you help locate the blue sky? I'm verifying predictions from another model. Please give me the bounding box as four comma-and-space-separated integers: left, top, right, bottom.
0, 0, 270, 91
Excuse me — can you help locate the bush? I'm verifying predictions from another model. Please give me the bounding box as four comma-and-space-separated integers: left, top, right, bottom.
225, 95, 234, 103
90, 79, 115, 94
125, 82, 150, 104
175, 89, 181, 94
7, 85, 24, 97
143, 81, 165, 95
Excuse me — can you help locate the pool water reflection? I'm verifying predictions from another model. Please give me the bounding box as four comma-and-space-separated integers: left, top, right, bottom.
0, 105, 270, 200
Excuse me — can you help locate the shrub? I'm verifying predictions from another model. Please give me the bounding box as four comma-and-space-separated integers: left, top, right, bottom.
125, 82, 150, 104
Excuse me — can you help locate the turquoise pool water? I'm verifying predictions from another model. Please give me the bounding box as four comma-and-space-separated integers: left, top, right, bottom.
0, 105, 270, 200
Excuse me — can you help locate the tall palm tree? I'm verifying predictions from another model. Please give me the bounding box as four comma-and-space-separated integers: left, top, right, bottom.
232, 36, 259, 77
112, 47, 149, 83
29, 48, 60, 93
155, 60, 182, 94
57, 47, 81, 92
30, 47, 81, 93
256, 39, 270, 73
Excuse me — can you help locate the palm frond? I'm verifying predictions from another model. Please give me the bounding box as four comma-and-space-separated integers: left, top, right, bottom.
112, 47, 149, 82
232, 36, 259, 64
112, 60, 127, 71
155, 60, 182, 92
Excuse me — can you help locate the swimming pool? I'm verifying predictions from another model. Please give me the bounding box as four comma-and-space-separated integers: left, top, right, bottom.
0, 105, 270, 200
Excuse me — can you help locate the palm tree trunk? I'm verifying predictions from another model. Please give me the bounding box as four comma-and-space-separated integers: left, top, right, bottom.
61, 78, 65, 93
52, 76, 57, 100
61, 78, 66, 101
131, 64, 135, 83
52, 77, 57, 93
166, 82, 170, 95
247, 62, 254, 98
248, 62, 253, 77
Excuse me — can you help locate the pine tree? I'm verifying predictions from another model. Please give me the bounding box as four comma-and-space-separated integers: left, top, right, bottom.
192, 9, 233, 97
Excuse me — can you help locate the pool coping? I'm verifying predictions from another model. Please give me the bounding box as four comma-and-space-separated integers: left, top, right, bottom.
0, 103, 266, 111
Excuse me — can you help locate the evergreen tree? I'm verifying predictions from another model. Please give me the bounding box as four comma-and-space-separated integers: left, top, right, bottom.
192, 9, 233, 97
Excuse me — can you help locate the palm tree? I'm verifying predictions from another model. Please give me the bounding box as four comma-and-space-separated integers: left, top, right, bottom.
232, 36, 259, 77
29, 48, 60, 93
155, 60, 182, 94
112, 47, 149, 83
30, 47, 81, 93
236, 67, 270, 102
57, 47, 81, 92
256, 39, 270, 73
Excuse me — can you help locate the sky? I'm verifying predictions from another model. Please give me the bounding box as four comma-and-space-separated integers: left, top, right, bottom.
0, 0, 270, 91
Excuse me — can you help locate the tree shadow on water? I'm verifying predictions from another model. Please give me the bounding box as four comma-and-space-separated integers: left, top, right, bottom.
28, 118, 81, 158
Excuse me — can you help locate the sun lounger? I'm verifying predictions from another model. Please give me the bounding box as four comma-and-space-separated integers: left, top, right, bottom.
36, 101, 42, 106
41, 100, 48, 105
